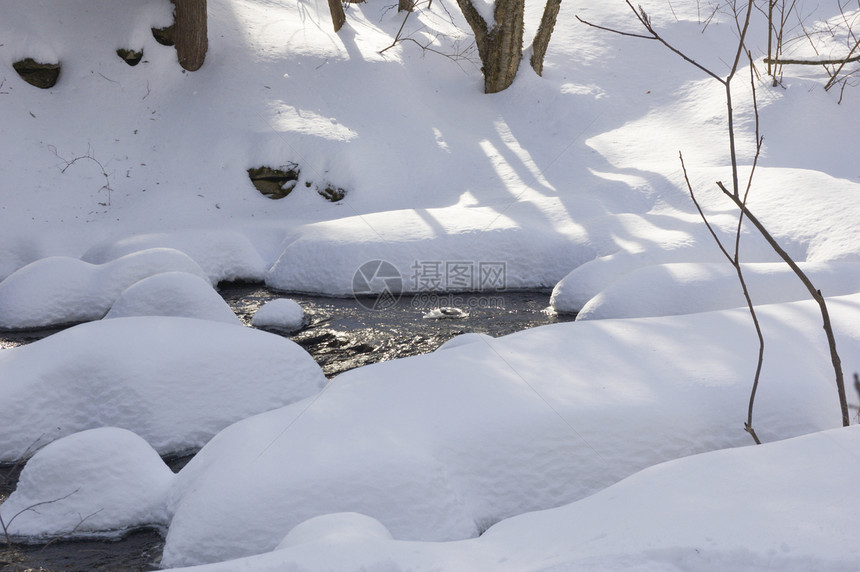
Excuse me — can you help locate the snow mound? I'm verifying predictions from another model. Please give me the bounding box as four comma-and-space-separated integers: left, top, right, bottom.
251, 299, 304, 332
159, 426, 860, 572
159, 294, 859, 567
0, 248, 210, 330
84, 230, 267, 284
423, 307, 469, 319
435, 332, 494, 351
266, 209, 595, 296
573, 260, 860, 320
0, 316, 326, 462
276, 513, 393, 550
105, 272, 240, 325
0, 427, 174, 540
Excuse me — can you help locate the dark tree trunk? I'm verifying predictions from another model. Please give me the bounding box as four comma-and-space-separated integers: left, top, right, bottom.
456, 0, 524, 93
328, 0, 346, 32
173, 0, 208, 71
530, 0, 560, 76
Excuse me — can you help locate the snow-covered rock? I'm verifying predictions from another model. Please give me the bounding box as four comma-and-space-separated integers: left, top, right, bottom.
159, 294, 859, 567
570, 260, 860, 320
0, 316, 326, 462
159, 426, 860, 572
435, 332, 494, 351
105, 271, 240, 325
0, 427, 174, 540
251, 298, 304, 332
265, 210, 595, 296
84, 230, 267, 284
0, 248, 210, 330
275, 513, 394, 550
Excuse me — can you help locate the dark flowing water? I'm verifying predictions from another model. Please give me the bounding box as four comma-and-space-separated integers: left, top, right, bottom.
0, 283, 572, 570
221, 283, 571, 377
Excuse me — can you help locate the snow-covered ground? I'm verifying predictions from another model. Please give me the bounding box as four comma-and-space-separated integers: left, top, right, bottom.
2, 0, 860, 569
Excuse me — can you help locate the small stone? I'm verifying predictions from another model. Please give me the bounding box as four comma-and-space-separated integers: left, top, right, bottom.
12, 58, 60, 89
152, 25, 175, 46
117, 48, 144, 67
248, 165, 300, 200
318, 184, 346, 202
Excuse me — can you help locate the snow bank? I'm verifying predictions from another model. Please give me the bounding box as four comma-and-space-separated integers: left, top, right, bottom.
161, 425, 860, 572
0, 317, 326, 462
160, 294, 859, 567
105, 271, 240, 325
266, 208, 595, 296
251, 298, 304, 332
275, 513, 393, 550
0, 428, 174, 540
567, 260, 860, 320
84, 230, 268, 284
0, 248, 210, 330
435, 332, 494, 350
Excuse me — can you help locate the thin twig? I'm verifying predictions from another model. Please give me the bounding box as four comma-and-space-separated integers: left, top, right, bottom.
380, 9, 413, 53
716, 183, 849, 426
763, 54, 860, 65
586, 0, 849, 438
49, 145, 114, 206
578, 2, 724, 82
1, 489, 79, 546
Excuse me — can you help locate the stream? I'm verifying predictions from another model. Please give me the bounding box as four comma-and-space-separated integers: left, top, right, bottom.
0, 283, 573, 571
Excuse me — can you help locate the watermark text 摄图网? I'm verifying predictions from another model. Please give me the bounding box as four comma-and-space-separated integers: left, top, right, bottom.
352, 260, 507, 311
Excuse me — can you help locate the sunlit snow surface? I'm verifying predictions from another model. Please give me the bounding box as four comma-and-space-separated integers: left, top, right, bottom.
2, 0, 860, 569
0, 317, 326, 462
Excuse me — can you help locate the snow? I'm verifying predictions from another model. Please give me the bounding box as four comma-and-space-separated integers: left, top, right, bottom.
435, 332, 494, 350
0, 248, 211, 329
422, 306, 469, 319
275, 513, 394, 551
251, 298, 304, 332
104, 271, 241, 324
566, 260, 860, 320
0, 317, 326, 462
0, 427, 174, 539
159, 293, 860, 567
2, 0, 860, 569
161, 425, 860, 572
83, 230, 268, 284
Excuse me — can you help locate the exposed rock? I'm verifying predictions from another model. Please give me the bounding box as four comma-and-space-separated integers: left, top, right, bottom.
318, 184, 346, 202
248, 164, 300, 199
117, 48, 143, 66
12, 58, 60, 89
152, 24, 175, 46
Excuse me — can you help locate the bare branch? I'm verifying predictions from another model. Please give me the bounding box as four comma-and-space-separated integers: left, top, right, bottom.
716, 185, 849, 427
577, 2, 724, 82
575, 15, 654, 40
679, 152, 733, 264
1, 489, 80, 546
49, 145, 114, 207
763, 54, 860, 65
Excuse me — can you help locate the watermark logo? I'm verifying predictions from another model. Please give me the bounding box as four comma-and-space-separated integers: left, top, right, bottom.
410, 260, 507, 292
352, 260, 403, 310
352, 259, 507, 311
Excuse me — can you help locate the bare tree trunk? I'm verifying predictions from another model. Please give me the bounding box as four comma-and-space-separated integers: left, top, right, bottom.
328, 0, 346, 32
457, 0, 524, 93
530, 0, 561, 76
173, 0, 208, 71
398, 0, 415, 12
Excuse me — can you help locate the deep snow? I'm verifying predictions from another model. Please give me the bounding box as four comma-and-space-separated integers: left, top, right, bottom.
2, 0, 860, 569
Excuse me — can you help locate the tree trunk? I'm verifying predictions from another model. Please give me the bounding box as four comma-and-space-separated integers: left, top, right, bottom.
173, 0, 208, 71
328, 0, 346, 32
530, 0, 561, 76
456, 0, 524, 93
